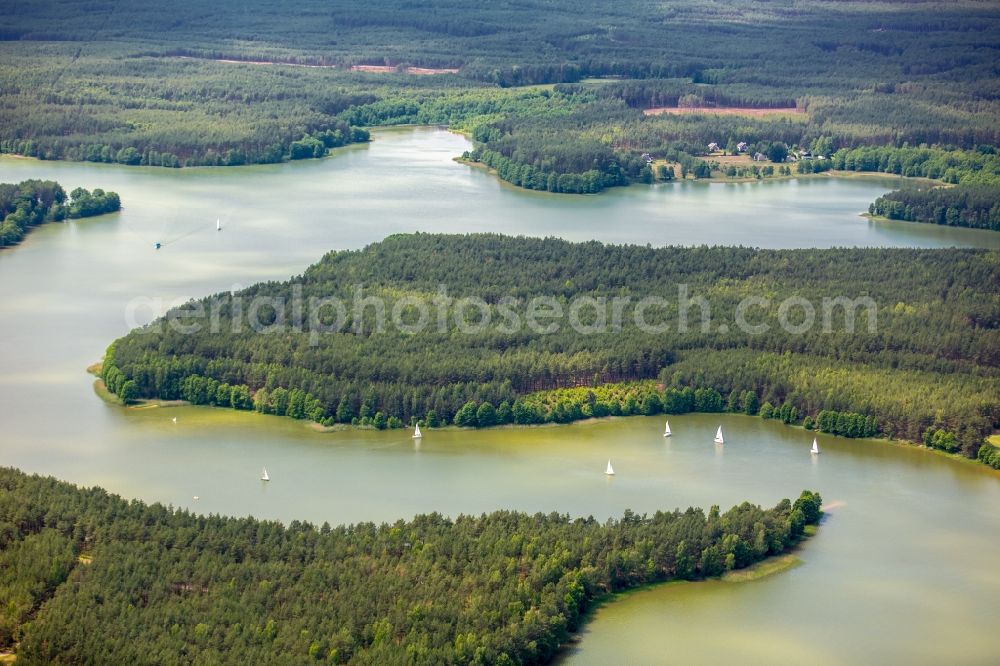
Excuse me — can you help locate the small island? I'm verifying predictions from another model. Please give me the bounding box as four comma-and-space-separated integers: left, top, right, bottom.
0, 180, 121, 249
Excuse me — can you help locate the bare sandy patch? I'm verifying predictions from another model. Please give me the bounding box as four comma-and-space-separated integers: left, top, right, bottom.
177, 56, 337, 69
173, 56, 457, 75
405, 66, 460, 75
644, 106, 804, 117
351, 65, 459, 75
350, 64, 395, 73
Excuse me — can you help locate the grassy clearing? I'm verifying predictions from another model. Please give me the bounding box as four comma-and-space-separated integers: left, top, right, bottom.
722, 553, 802, 583
91, 379, 121, 405
308, 422, 353, 433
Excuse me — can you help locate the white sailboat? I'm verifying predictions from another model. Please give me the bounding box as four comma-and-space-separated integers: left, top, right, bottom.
605, 459, 615, 476
714, 425, 725, 444
811, 438, 820, 455
261, 467, 270, 481
216, 218, 222, 231
663, 420, 672, 437
413, 423, 422, 439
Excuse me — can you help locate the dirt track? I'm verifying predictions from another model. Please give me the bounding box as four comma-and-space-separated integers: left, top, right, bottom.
175, 56, 457, 75
644, 106, 804, 117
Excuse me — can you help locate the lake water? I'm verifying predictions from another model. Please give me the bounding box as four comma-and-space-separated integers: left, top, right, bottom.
1, 128, 998, 664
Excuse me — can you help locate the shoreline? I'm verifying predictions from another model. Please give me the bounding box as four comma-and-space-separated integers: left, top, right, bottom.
0, 128, 945, 191
702, 170, 940, 187
92, 379, 191, 410
90, 364, 191, 410
720, 552, 803, 583
89, 367, 1000, 474
0, 136, 371, 172
4, 129, 970, 239
313, 414, 628, 433
454, 156, 601, 197
455, 154, 946, 195
0, 463, 820, 664
557, 522, 818, 662
859, 211, 981, 232
88, 352, 997, 471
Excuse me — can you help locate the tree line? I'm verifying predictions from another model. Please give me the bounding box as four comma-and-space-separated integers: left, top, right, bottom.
0, 467, 821, 664
0, 125, 370, 168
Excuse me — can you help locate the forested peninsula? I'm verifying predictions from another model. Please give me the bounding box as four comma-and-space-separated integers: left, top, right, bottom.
0, 467, 821, 664
101, 234, 1000, 465
1, 1, 998, 224
0, 180, 121, 248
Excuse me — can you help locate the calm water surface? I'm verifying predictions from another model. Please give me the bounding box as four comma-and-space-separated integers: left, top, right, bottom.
0, 128, 998, 664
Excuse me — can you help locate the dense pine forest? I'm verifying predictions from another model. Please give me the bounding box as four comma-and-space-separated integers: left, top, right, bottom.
102, 234, 1000, 462
870, 184, 999, 231
1, 1, 998, 213
0, 467, 821, 663
0, 180, 121, 248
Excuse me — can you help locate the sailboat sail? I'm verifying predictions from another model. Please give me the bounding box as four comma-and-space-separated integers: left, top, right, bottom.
261, 467, 269, 481
664, 420, 671, 437
811, 438, 820, 454
413, 423, 422, 438
714, 426, 725, 444
605, 459, 615, 475
216, 218, 221, 231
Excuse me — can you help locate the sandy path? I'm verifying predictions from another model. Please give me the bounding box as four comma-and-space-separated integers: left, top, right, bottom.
644, 106, 803, 117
